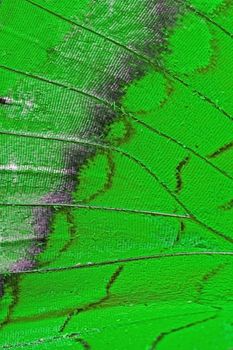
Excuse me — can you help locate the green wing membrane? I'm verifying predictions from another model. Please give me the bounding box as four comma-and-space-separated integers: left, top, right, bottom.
0, 0, 233, 349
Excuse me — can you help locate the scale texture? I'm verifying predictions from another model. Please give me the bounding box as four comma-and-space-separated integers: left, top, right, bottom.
0, 0, 233, 349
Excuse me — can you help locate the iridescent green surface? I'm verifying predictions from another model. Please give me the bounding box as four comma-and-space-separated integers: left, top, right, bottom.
0, 0, 233, 348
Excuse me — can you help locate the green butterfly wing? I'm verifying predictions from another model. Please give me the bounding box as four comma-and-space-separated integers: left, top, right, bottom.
0, 0, 233, 349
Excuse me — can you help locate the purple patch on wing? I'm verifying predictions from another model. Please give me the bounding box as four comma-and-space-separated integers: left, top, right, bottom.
11, 259, 35, 273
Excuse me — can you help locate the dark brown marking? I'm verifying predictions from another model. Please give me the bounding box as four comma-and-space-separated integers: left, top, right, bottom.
74, 337, 91, 350
59, 265, 124, 333
0, 97, 11, 105
81, 153, 116, 204
149, 314, 217, 349
59, 209, 77, 253
174, 221, 185, 245
195, 264, 226, 304
175, 156, 190, 193
207, 141, 233, 159
219, 199, 233, 211
0, 275, 20, 330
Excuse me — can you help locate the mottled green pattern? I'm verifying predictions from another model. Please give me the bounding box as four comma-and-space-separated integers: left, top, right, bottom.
0, 0, 233, 349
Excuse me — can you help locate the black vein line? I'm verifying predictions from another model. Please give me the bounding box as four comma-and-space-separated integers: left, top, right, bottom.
130, 116, 233, 181
0, 64, 106, 107
170, 73, 233, 122
9, 251, 233, 276
186, 4, 233, 39
133, 119, 233, 183
149, 314, 217, 350
59, 265, 123, 333
0, 203, 190, 219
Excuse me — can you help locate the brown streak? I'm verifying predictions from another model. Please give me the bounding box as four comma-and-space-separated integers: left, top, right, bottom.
219, 199, 233, 211
175, 156, 190, 193
74, 337, 91, 350
0, 275, 20, 331
59, 209, 77, 253
59, 265, 123, 333
81, 153, 116, 204
195, 264, 226, 303
150, 314, 217, 349
174, 221, 185, 245
208, 141, 233, 159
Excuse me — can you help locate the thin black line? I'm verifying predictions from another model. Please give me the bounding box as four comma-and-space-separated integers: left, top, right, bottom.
0, 203, 190, 219
187, 4, 233, 40
10, 251, 233, 275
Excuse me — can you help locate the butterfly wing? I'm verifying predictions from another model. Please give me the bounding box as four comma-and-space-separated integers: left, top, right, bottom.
0, 0, 233, 348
